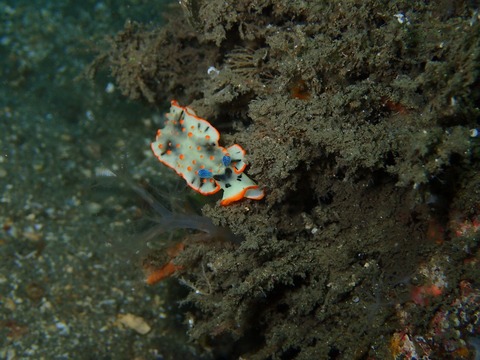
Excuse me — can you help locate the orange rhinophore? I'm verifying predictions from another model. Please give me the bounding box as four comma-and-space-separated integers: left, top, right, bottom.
151, 100, 265, 206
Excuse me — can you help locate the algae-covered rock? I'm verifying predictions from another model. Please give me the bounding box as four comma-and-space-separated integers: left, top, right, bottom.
106, 1, 480, 358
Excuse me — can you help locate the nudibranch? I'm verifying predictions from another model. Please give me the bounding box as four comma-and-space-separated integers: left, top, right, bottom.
151, 100, 265, 206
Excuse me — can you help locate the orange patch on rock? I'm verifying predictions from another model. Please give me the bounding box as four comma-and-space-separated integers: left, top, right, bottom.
144, 242, 185, 285
411, 285, 443, 306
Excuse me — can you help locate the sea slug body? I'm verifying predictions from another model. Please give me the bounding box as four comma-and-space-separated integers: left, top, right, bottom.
151, 100, 264, 206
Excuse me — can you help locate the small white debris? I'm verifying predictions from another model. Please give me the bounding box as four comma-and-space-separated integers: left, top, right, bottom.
117, 313, 151, 335
105, 82, 115, 93
95, 167, 116, 177
450, 96, 457, 106
55, 321, 70, 335
85, 110, 95, 122
470, 10, 479, 26
394, 13, 410, 25
187, 315, 195, 328
470, 128, 479, 138
207, 66, 220, 76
